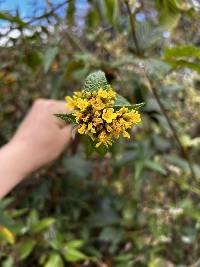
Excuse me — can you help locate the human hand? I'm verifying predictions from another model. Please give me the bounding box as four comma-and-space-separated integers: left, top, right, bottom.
0, 99, 71, 198
11, 99, 72, 172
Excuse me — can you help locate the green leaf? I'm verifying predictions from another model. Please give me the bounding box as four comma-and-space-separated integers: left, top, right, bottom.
132, 102, 145, 109
2, 256, 14, 267
19, 239, 36, 260
114, 95, 131, 107
164, 45, 200, 73
114, 95, 145, 110
129, 21, 163, 53
144, 160, 167, 175
156, 0, 181, 30
63, 246, 88, 262
32, 218, 55, 233
144, 59, 172, 80
84, 70, 108, 91
27, 210, 39, 229
54, 113, 77, 125
167, 59, 200, 74
164, 45, 200, 60
66, 240, 84, 249
103, 0, 119, 26
43, 46, 59, 73
95, 143, 109, 157
115, 253, 133, 262
0, 198, 14, 211
45, 253, 64, 267
0, 225, 15, 245
23, 51, 42, 71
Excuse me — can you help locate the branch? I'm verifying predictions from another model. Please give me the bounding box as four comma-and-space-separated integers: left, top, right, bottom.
124, 0, 141, 56
147, 78, 197, 182
28, 0, 71, 24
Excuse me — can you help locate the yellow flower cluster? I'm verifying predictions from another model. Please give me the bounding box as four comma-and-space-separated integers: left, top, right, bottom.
65, 88, 141, 147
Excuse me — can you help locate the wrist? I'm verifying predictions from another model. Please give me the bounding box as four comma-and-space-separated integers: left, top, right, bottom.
0, 141, 32, 198
7, 140, 34, 177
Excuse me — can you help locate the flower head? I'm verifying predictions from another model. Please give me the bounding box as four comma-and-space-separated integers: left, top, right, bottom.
65, 87, 141, 147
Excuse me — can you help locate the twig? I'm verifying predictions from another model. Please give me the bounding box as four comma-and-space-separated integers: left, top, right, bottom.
147, 78, 197, 182
124, 0, 141, 56
28, 0, 71, 24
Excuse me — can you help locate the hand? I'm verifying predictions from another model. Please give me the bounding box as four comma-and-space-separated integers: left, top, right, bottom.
0, 99, 71, 198
11, 99, 71, 170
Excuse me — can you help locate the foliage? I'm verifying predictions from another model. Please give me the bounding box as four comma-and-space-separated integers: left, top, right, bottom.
0, 0, 200, 266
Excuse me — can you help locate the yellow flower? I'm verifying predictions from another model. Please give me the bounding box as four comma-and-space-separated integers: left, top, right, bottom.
74, 91, 82, 98
122, 131, 130, 138
107, 88, 116, 99
106, 124, 113, 132
96, 131, 112, 147
98, 88, 109, 98
93, 117, 103, 126
78, 124, 87, 134
129, 110, 141, 123
102, 108, 117, 123
88, 122, 96, 133
90, 97, 105, 110
65, 87, 141, 148
76, 99, 89, 110
65, 96, 75, 110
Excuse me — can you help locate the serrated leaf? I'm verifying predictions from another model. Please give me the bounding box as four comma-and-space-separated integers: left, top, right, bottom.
54, 113, 77, 125
84, 70, 108, 91
32, 218, 55, 233
114, 95, 131, 107
114, 95, 145, 110
19, 239, 36, 260
132, 102, 145, 109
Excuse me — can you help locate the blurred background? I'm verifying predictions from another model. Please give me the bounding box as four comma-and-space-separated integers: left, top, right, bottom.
0, 0, 200, 266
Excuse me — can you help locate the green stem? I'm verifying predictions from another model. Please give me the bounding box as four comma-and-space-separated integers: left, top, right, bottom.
147, 78, 197, 182
124, 0, 141, 56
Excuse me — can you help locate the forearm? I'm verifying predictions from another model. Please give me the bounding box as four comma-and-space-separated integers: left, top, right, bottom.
0, 141, 32, 199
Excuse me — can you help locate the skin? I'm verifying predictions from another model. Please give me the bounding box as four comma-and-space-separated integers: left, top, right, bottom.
0, 99, 71, 199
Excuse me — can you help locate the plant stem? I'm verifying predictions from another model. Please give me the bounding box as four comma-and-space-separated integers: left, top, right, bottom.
124, 0, 141, 56
125, 0, 196, 181
147, 78, 197, 181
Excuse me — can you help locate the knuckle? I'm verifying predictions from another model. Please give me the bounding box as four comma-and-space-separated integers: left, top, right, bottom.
34, 98, 48, 108
34, 99, 57, 109
34, 98, 45, 106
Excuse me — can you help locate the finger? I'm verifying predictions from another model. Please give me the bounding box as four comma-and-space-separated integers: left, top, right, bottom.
53, 100, 70, 114
52, 101, 71, 128
60, 125, 72, 144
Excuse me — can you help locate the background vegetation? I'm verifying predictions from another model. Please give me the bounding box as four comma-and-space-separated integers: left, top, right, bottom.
0, 0, 200, 266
